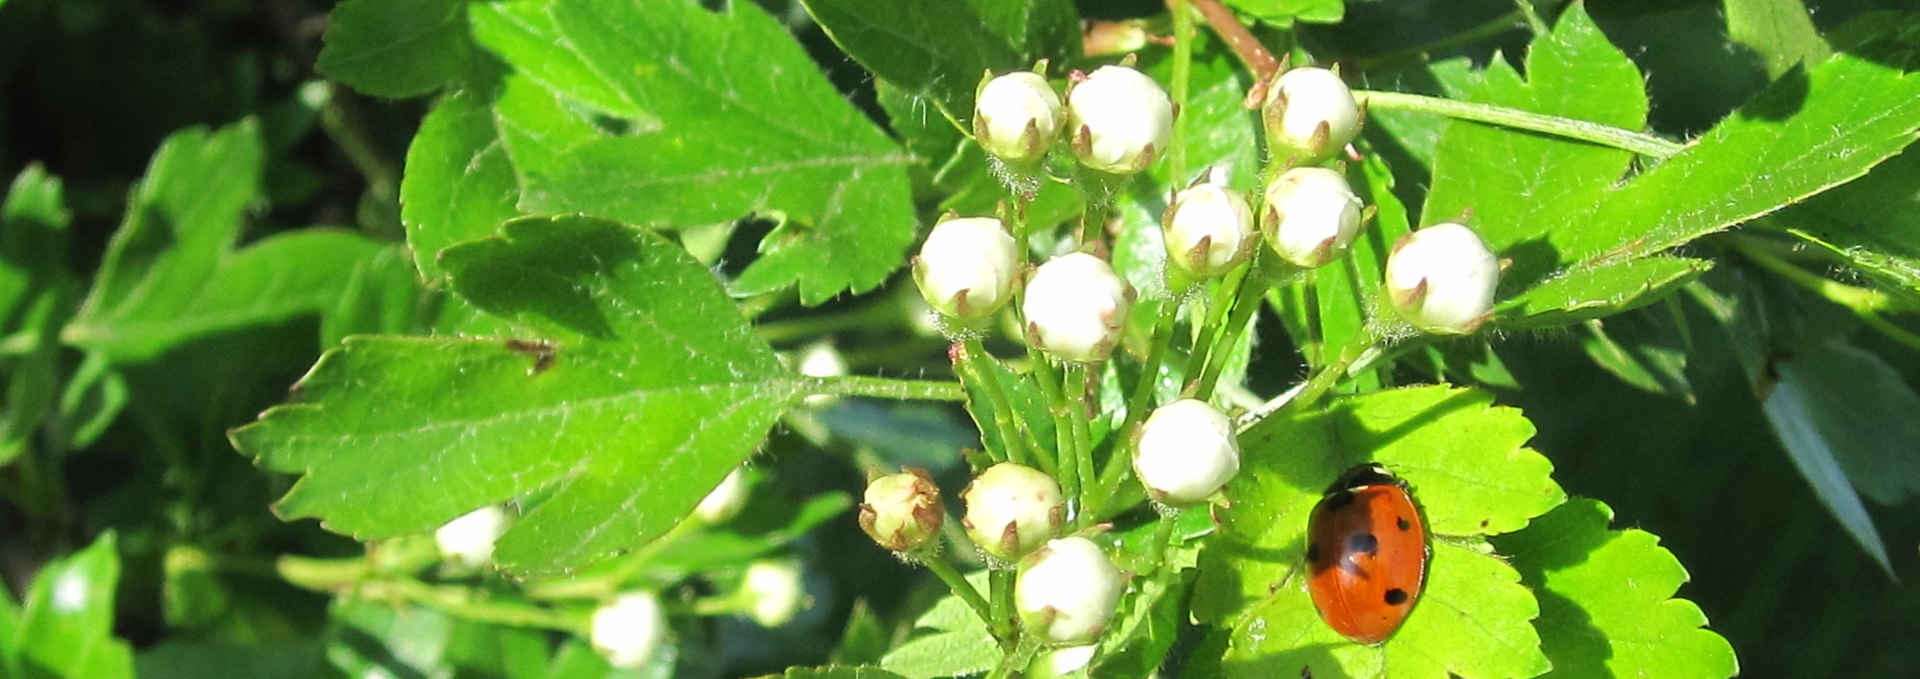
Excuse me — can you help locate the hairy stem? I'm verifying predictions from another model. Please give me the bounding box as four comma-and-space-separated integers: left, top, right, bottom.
807, 375, 967, 401
1358, 91, 1685, 158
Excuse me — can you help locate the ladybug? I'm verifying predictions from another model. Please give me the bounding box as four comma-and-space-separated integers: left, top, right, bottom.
1304, 463, 1430, 645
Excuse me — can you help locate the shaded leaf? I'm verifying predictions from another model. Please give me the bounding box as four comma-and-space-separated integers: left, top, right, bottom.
317, 0, 472, 98
1726, 0, 1829, 79
0, 165, 69, 334
763, 667, 912, 679
8, 534, 133, 679
881, 572, 997, 678
799, 0, 1022, 123
1777, 144, 1920, 302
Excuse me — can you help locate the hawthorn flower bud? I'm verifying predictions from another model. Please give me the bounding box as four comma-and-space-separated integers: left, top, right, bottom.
1385, 222, 1501, 335
1164, 182, 1257, 278
1022, 253, 1133, 362
693, 467, 749, 525
1015, 537, 1123, 645
1133, 399, 1241, 506
434, 506, 510, 569
913, 217, 1020, 321
858, 469, 945, 553
1263, 66, 1362, 162
1262, 167, 1364, 268
962, 462, 1065, 562
1066, 65, 1174, 174
591, 591, 667, 670
742, 560, 805, 628
974, 71, 1063, 163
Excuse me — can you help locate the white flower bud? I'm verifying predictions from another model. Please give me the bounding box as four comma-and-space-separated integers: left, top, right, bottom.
797, 341, 849, 407
434, 506, 509, 569
974, 71, 1063, 163
742, 560, 805, 628
1066, 65, 1174, 174
1132, 399, 1241, 506
1164, 183, 1257, 278
962, 462, 1065, 562
1263, 67, 1362, 162
1015, 537, 1123, 645
591, 591, 667, 670
693, 468, 749, 525
1262, 167, 1364, 268
859, 469, 945, 552
1022, 253, 1133, 362
1032, 644, 1098, 676
1384, 222, 1500, 335
913, 217, 1020, 321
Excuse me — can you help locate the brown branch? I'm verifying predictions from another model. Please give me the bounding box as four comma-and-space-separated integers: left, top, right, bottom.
1184, 0, 1280, 81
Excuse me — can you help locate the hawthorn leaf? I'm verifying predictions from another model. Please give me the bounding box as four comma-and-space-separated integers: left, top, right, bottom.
1492, 498, 1738, 678
765, 667, 912, 679
1776, 144, 1920, 301
467, 1, 649, 121
498, 0, 917, 305
880, 572, 997, 679
1576, 304, 1696, 401
0, 165, 69, 334
233, 216, 801, 575
8, 534, 134, 679
965, 0, 1080, 63
1497, 256, 1711, 329
1221, 0, 1344, 25
316, 0, 472, 98
798, 0, 1022, 125
1726, 0, 1829, 79
399, 83, 522, 283
1193, 386, 1562, 678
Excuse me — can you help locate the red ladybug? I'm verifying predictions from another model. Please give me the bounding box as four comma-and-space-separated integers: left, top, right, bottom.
1305, 463, 1430, 645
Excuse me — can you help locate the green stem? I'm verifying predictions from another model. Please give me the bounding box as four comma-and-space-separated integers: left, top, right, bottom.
1513, 0, 1550, 35
317, 88, 399, 206
1092, 295, 1186, 517
1029, 350, 1077, 502
807, 375, 966, 401
1196, 261, 1279, 399
1359, 90, 1685, 158
988, 637, 1042, 679
990, 568, 1018, 646
1062, 362, 1097, 529
922, 556, 998, 640
368, 579, 583, 632
1181, 265, 1251, 385
962, 338, 1029, 467
1289, 333, 1376, 411
1169, 0, 1195, 184
1730, 234, 1920, 351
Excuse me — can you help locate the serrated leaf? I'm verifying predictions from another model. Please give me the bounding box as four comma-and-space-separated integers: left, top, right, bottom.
399, 83, 523, 283
1493, 498, 1738, 678
1726, 0, 1829, 79
495, 0, 917, 305
1497, 256, 1711, 329
881, 571, 997, 678
799, 0, 1022, 124
1194, 385, 1563, 632
9, 533, 133, 679
1221, 0, 1344, 25
233, 216, 801, 575
1422, 4, 1646, 288
316, 0, 472, 98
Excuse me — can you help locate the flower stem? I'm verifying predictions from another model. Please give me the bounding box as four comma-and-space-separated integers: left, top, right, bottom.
922, 556, 999, 640
960, 339, 1028, 466
1190, 0, 1280, 80
1169, 0, 1195, 183
990, 568, 1018, 646
1196, 260, 1281, 399
1357, 90, 1685, 158
1061, 362, 1098, 529
1514, 0, 1550, 35
1029, 350, 1078, 501
807, 375, 966, 402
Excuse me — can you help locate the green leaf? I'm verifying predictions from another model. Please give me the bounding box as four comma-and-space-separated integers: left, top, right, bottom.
1497, 256, 1712, 329
1726, 0, 1830, 79
965, 0, 1080, 63
1776, 144, 1920, 301
0, 165, 69, 334
1575, 304, 1696, 401
1422, 4, 1647, 284
1493, 498, 1738, 678
1193, 386, 1561, 677
468, 2, 651, 121
643, 492, 852, 576
881, 572, 997, 678
399, 82, 524, 283
65, 230, 396, 361
325, 598, 456, 677
1297, 147, 1414, 372
1761, 337, 1920, 573
1221, 0, 1344, 25
798, 0, 1022, 124
761, 667, 912, 679
9, 534, 134, 679
233, 216, 801, 575
316, 0, 472, 98
497, 0, 917, 305
136, 642, 328, 679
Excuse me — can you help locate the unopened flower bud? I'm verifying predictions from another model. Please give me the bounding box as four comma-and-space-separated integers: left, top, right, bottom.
962, 462, 1065, 562
1133, 399, 1240, 506
975, 71, 1063, 163
1164, 183, 1257, 278
1022, 253, 1133, 362
913, 217, 1020, 321
1262, 167, 1364, 268
591, 591, 667, 670
1263, 67, 1362, 163
434, 506, 510, 569
742, 560, 805, 628
1015, 537, 1123, 645
693, 467, 749, 524
1385, 222, 1500, 335
859, 469, 945, 553
1066, 65, 1173, 174
1031, 644, 1098, 676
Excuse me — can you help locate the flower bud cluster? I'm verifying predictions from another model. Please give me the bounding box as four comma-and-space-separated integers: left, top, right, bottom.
973, 65, 1173, 177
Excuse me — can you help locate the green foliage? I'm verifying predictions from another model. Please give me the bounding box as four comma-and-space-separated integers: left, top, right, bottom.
798, 0, 1022, 124
316, 0, 473, 98
0, 534, 133, 679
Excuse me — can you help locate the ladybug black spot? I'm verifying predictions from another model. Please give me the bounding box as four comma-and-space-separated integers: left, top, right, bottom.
1347, 532, 1379, 557
1384, 588, 1409, 606
1396, 517, 1411, 531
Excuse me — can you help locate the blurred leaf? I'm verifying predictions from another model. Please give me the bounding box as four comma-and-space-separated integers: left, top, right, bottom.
66, 230, 397, 361
494, 0, 917, 305
1777, 145, 1920, 302
326, 598, 455, 677
1498, 256, 1712, 329
763, 667, 912, 679
798, 0, 1021, 124
881, 572, 997, 678
1221, 0, 1344, 25
323, 245, 431, 344
1194, 387, 1562, 677
1576, 304, 1696, 401
135, 642, 328, 679
1494, 498, 1738, 678
644, 492, 851, 576
234, 216, 801, 576
317, 0, 473, 98
399, 83, 524, 283
1725, 0, 1829, 79
8, 534, 133, 679
1761, 337, 1920, 573
965, 0, 1081, 63
0, 165, 69, 334
830, 600, 890, 666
